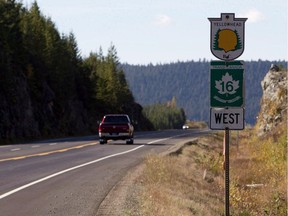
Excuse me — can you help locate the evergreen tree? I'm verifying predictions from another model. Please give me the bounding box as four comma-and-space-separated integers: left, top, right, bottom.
234, 30, 242, 50
143, 98, 186, 130
0, 0, 24, 70
0, 0, 25, 90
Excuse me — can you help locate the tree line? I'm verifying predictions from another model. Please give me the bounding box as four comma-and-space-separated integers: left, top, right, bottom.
122, 59, 287, 125
0, 0, 189, 142
0, 0, 157, 142
143, 97, 186, 130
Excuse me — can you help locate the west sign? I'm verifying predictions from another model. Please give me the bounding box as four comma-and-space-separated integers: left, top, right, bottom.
210, 107, 244, 130
208, 13, 247, 61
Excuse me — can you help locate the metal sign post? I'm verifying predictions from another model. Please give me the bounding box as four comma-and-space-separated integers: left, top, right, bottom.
224, 128, 230, 216
208, 13, 247, 216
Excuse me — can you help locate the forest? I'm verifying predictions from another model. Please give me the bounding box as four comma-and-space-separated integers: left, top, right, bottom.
122, 59, 287, 125
1, 0, 189, 142
143, 97, 186, 130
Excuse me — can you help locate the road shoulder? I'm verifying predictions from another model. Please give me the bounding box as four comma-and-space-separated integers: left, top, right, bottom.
95, 140, 193, 216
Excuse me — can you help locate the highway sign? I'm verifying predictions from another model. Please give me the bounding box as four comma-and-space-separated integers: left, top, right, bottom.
208, 13, 248, 216
208, 13, 247, 61
210, 107, 244, 130
210, 61, 244, 107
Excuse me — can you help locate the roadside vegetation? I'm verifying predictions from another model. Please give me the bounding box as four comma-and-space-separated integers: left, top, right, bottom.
143, 97, 186, 130
230, 121, 287, 215
134, 132, 224, 215
130, 122, 287, 215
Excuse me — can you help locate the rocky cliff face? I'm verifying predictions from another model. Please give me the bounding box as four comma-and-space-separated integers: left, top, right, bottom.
0, 71, 40, 140
0, 69, 91, 143
256, 65, 287, 136
0, 69, 150, 143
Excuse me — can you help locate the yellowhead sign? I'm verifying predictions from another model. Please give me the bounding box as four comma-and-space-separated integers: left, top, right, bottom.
208, 13, 247, 61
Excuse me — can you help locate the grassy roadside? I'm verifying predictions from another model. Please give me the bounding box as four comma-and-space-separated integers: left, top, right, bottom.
230, 122, 287, 215
129, 124, 287, 215
135, 133, 225, 215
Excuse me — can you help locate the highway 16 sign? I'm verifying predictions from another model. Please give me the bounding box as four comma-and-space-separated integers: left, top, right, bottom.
210, 61, 244, 107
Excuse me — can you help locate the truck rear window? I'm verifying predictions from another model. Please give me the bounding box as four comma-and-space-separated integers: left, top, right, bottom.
104, 116, 129, 123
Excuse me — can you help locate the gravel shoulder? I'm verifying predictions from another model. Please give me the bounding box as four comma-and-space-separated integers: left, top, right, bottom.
95, 140, 193, 216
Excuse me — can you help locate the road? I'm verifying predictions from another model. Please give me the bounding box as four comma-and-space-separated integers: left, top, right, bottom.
0, 129, 209, 216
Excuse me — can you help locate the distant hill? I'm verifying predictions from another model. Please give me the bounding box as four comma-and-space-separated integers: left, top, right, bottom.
122, 60, 287, 125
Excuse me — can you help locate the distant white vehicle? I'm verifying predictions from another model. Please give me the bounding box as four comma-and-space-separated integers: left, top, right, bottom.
182, 125, 189, 130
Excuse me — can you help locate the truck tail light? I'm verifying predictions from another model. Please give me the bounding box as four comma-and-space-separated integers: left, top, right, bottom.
123, 125, 129, 131
99, 124, 104, 132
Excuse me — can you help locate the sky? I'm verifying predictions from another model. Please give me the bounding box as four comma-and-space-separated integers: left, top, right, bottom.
23, 0, 287, 65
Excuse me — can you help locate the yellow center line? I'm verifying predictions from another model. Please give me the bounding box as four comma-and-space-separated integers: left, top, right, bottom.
0, 142, 98, 163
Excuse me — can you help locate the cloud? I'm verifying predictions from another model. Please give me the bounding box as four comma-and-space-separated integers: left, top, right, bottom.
154, 14, 172, 26
239, 9, 265, 23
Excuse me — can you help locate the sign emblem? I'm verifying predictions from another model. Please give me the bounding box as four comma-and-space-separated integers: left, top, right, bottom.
210, 61, 244, 107
208, 13, 247, 61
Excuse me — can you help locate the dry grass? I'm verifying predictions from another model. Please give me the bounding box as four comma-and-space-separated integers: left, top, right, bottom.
132, 123, 287, 216
230, 122, 287, 215
185, 121, 208, 129
137, 134, 225, 216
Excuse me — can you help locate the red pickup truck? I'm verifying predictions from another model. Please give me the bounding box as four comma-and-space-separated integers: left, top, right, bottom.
98, 114, 134, 144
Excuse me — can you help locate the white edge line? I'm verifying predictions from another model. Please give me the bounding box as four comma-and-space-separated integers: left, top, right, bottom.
0, 145, 144, 200
11, 148, 21, 152
0, 145, 12, 148
147, 134, 187, 145
0, 133, 187, 200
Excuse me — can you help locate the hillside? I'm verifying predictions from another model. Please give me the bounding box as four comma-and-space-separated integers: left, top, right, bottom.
122, 60, 287, 125
0, 1, 152, 143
